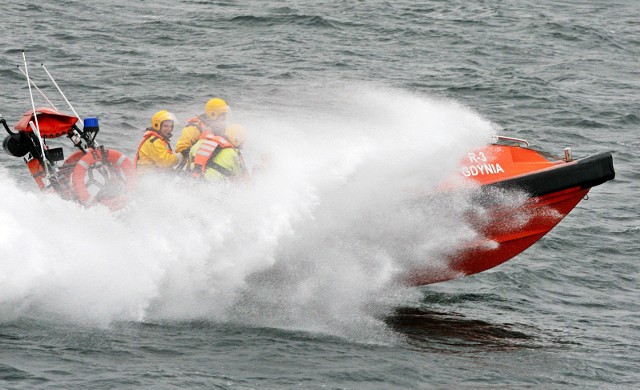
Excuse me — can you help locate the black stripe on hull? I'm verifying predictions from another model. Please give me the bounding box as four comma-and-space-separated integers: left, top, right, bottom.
485, 152, 615, 197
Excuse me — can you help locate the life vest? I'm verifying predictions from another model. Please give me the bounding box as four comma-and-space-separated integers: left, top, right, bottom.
186, 115, 227, 137
186, 115, 210, 135
134, 128, 172, 166
191, 133, 236, 178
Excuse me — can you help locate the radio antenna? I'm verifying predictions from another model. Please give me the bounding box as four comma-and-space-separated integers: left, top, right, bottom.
17, 66, 58, 111
41, 63, 82, 123
22, 51, 50, 177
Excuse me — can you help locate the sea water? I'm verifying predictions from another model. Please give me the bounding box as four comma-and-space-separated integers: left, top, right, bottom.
0, 0, 638, 388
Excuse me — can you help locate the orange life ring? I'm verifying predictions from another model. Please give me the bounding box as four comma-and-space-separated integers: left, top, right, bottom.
70, 148, 136, 209
63, 150, 85, 182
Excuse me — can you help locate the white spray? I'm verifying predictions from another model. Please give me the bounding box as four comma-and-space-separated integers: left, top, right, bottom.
0, 86, 497, 340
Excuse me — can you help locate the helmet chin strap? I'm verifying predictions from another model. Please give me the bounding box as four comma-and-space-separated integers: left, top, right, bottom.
159, 128, 172, 140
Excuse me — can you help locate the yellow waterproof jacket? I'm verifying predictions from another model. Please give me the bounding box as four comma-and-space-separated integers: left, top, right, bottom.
135, 129, 179, 174
188, 138, 247, 181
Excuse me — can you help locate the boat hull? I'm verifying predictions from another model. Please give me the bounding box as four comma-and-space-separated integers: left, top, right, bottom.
406, 148, 614, 286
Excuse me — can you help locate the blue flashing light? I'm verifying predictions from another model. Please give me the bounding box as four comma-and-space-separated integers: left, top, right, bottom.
84, 117, 99, 128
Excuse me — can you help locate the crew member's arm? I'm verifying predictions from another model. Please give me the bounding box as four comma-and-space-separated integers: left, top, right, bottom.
175, 125, 200, 154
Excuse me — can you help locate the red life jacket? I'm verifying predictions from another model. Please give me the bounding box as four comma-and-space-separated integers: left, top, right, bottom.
186, 115, 211, 135
191, 132, 235, 178
186, 114, 227, 138
134, 129, 171, 166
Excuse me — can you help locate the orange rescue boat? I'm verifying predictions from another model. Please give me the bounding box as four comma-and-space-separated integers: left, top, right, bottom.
407, 136, 615, 285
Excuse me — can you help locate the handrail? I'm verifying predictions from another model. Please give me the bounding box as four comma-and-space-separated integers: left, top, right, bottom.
494, 135, 529, 147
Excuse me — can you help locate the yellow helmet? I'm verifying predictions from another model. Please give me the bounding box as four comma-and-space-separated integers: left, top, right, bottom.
205, 98, 230, 119
224, 123, 247, 147
151, 110, 178, 131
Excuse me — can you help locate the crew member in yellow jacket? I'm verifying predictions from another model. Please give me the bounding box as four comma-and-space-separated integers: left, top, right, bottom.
188, 123, 248, 181
134, 110, 184, 174
175, 97, 230, 155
